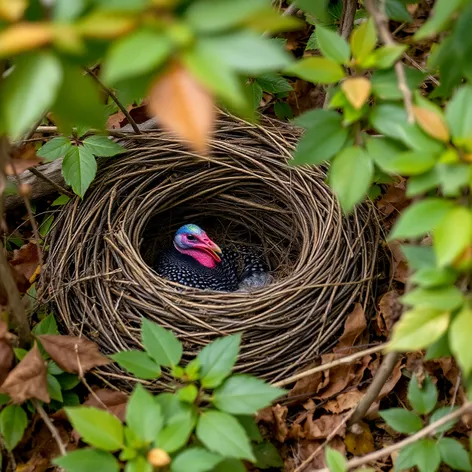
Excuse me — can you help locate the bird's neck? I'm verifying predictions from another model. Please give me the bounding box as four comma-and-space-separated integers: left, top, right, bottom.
174, 245, 218, 269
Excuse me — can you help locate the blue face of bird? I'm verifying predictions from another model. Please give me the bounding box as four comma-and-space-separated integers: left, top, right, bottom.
174, 224, 222, 264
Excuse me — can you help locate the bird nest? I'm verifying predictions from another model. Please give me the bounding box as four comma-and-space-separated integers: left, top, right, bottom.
40, 113, 380, 389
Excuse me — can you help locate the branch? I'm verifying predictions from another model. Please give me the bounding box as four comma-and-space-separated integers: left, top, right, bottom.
33, 400, 67, 457
29, 167, 74, 198
364, 0, 414, 123
314, 401, 472, 472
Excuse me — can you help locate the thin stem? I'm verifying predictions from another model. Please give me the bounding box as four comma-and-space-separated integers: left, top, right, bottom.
33, 400, 67, 457
84, 67, 141, 135
29, 167, 75, 198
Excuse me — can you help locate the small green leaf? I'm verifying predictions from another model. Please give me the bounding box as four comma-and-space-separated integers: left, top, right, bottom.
110, 350, 161, 380
285, 57, 345, 84
410, 267, 457, 288
402, 286, 463, 310
386, 0, 413, 21
395, 442, 420, 471
407, 169, 440, 197
389, 198, 454, 239
325, 446, 347, 472
125, 455, 152, 472
52, 195, 71, 206
126, 384, 163, 443
37, 137, 72, 161
212, 375, 285, 415
178, 384, 198, 404
253, 442, 284, 469
329, 146, 373, 213
407, 375, 437, 415
82, 136, 124, 157
255, 73, 292, 94
62, 146, 97, 198
53, 448, 119, 472
425, 333, 452, 360
315, 25, 350, 64
56, 373, 80, 391
196, 410, 255, 461
47, 374, 63, 402
248, 82, 263, 110
171, 447, 222, 472
296, 0, 330, 21
434, 207, 472, 267
413, 438, 441, 472
371, 67, 424, 101
32, 314, 59, 336
437, 163, 471, 197
389, 307, 450, 351
65, 406, 123, 451
0, 405, 27, 451
103, 29, 172, 84
429, 406, 458, 433
236, 416, 263, 443
438, 437, 472, 471
213, 459, 246, 472
363, 45, 407, 69
450, 305, 472, 376
445, 85, 472, 147
157, 407, 196, 453
141, 318, 182, 367
155, 393, 188, 422
0, 394, 11, 406
379, 408, 423, 434
39, 215, 54, 238
1, 52, 62, 139
184, 358, 201, 381
415, 0, 464, 40
350, 18, 377, 62
401, 245, 436, 270
197, 334, 241, 388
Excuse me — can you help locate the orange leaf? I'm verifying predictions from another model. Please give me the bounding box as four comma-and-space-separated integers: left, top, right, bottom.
10, 242, 41, 282
412, 105, 450, 142
37, 334, 111, 374
344, 421, 375, 455
0, 23, 53, 58
148, 62, 215, 153
341, 77, 371, 110
0, 343, 50, 403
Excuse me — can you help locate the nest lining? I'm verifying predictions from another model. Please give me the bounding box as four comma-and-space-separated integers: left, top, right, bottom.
41, 113, 380, 389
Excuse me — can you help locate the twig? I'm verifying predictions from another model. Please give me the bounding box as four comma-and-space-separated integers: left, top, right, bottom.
314, 401, 472, 472
364, 0, 414, 123
29, 167, 74, 198
348, 351, 401, 426
273, 344, 385, 387
33, 126, 138, 138
33, 400, 67, 457
84, 67, 141, 135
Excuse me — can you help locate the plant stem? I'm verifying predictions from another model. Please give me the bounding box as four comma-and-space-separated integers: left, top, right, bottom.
33, 400, 67, 457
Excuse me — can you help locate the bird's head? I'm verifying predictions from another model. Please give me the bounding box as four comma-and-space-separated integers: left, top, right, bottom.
173, 224, 222, 268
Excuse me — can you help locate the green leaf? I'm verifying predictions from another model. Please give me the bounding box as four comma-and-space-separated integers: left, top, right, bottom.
65, 406, 123, 451
141, 319, 182, 367
329, 146, 373, 213
407, 375, 437, 415
53, 449, 119, 472
407, 169, 440, 197
248, 82, 263, 110
0, 405, 27, 451
155, 393, 188, 422
212, 375, 285, 414
415, 0, 464, 40
126, 384, 163, 443
389, 307, 450, 351
386, 0, 413, 22
157, 407, 196, 453
33, 314, 59, 336
389, 198, 454, 240
178, 384, 198, 404
395, 442, 420, 471
410, 267, 457, 288
450, 305, 472, 376
402, 286, 463, 311
438, 437, 472, 471
371, 67, 424, 101
253, 442, 284, 469
274, 101, 293, 120
425, 332, 452, 360
63, 392, 81, 406
103, 29, 172, 84
196, 410, 255, 461
350, 18, 377, 62
315, 25, 350, 64
125, 456, 152, 472
171, 447, 222, 472
185, 0, 268, 33
370, 104, 444, 153
62, 146, 96, 198
325, 446, 347, 472
411, 438, 441, 472
198, 31, 292, 75
434, 207, 472, 267
429, 406, 458, 434
52, 195, 71, 206
255, 73, 292, 94
236, 416, 263, 443
110, 350, 161, 380
39, 215, 54, 238
1, 52, 62, 139
0, 394, 10, 406
379, 408, 423, 434
445, 85, 472, 148
213, 459, 246, 472
363, 45, 407, 69
285, 57, 345, 84
401, 245, 436, 270
296, 0, 329, 21
56, 373, 80, 391
82, 136, 124, 157
197, 334, 241, 388
37, 137, 72, 161
47, 374, 63, 402
437, 163, 472, 197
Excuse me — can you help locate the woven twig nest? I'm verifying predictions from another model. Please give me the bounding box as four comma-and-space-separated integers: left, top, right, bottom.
41, 113, 380, 389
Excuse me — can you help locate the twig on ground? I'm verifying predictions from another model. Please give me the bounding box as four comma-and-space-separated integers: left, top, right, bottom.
273, 344, 385, 388
84, 67, 141, 135
364, 0, 414, 122
29, 167, 74, 198
33, 400, 67, 457
314, 401, 472, 472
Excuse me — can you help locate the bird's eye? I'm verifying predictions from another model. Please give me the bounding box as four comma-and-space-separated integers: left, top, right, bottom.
187, 235, 195, 241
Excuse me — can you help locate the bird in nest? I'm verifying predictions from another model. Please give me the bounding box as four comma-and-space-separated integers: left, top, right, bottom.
156, 224, 272, 292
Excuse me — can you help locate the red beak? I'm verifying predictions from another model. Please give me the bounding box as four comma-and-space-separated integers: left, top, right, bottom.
194, 234, 222, 263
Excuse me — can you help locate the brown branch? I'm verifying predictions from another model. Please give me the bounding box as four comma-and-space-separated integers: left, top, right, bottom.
314, 401, 472, 472
33, 400, 67, 457
84, 67, 141, 135
29, 167, 74, 198
34, 126, 137, 138
364, 0, 414, 123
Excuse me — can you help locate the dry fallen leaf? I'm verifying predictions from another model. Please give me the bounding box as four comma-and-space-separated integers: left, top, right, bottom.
6, 143, 44, 175
0, 321, 14, 385
341, 77, 371, 110
376, 290, 402, 337
273, 404, 289, 442
344, 420, 375, 456
37, 334, 111, 375
335, 303, 367, 351
304, 413, 346, 439
10, 242, 41, 283
413, 105, 450, 142
388, 241, 409, 284
148, 62, 215, 153
324, 389, 364, 414
0, 342, 49, 403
